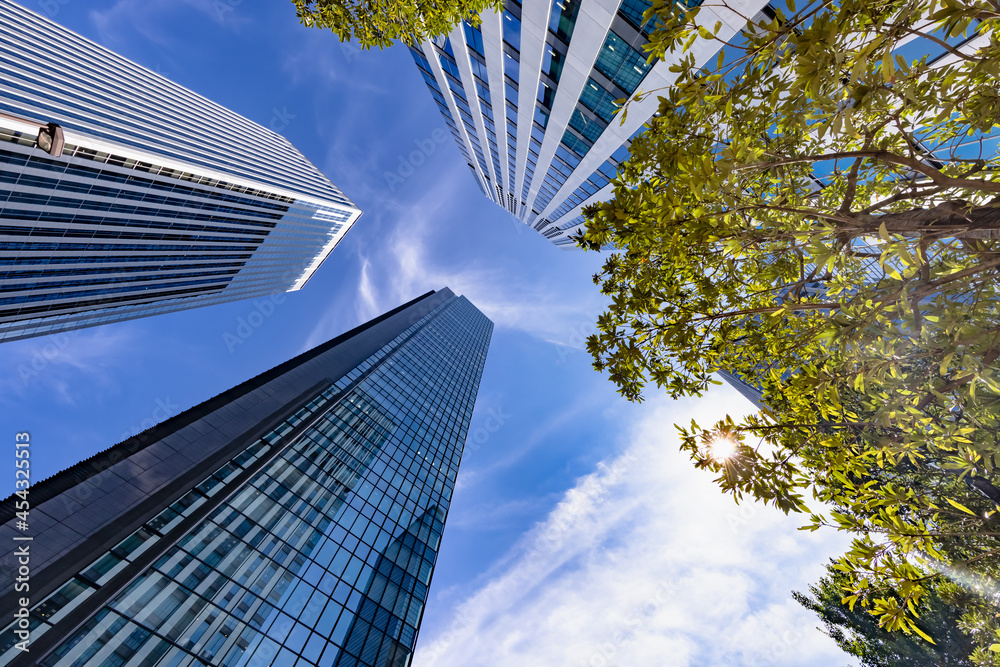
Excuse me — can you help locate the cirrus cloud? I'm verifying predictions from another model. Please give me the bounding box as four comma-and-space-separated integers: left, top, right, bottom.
415, 386, 852, 667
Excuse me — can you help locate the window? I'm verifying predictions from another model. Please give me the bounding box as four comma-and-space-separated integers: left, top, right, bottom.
593, 31, 652, 94
503, 10, 521, 51
542, 45, 566, 83
549, 0, 581, 42
569, 108, 606, 143
463, 21, 485, 55
579, 78, 621, 122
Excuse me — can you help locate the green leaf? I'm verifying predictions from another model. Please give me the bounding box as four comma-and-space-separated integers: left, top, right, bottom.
939, 353, 954, 376
910, 623, 936, 644
945, 498, 976, 516
882, 48, 894, 81
578, 4, 1000, 656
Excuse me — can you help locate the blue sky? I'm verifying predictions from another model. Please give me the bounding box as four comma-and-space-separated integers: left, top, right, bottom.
2, 1, 853, 664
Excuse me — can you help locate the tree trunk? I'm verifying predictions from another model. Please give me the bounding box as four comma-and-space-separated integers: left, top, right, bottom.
866, 200, 1000, 239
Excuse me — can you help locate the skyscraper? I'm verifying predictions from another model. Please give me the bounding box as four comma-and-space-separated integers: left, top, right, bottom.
0, 287, 492, 667
0, 1, 362, 343
407, 0, 770, 246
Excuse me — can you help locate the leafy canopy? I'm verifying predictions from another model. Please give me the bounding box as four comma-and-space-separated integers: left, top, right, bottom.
795, 560, 978, 666
579, 0, 1000, 657
292, 0, 502, 49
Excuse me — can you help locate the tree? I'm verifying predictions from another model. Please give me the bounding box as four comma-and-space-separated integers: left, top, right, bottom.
795, 561, 978, 666
292, 0, 502, 50
577, 0, 1000, 656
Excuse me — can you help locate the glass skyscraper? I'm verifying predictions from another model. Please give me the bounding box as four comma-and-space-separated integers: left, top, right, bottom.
0, 287, 492, 667
407, 0, 771, 246
0, 1, 362, 342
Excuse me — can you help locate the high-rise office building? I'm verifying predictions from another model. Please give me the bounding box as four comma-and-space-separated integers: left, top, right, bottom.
0, 1, 362, 342
408, 0, 769, 246
0, 288, 492, 667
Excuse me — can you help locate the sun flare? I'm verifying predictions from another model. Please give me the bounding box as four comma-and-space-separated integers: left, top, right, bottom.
707, 436, 739, 463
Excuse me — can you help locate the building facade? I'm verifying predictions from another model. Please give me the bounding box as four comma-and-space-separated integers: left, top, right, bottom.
408, 0, 769, 246
0, 288, 492, 667
0, 1, 361, 342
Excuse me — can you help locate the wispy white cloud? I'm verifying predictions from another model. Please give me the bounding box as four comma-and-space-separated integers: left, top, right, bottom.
445, 495, 555, 531
416, 386, 851, 667
88, 0, 172, 48
279, 33, 389, 95
356, 253, 379, 322
280, 36, 344, 88
0, 326, 139, 406
337, 175, 608, 350
89, 0, 251, 46
457, 387, 609, 492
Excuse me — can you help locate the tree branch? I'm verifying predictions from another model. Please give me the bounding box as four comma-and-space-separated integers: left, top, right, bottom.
690, 301, 841, 323
736, 151, 1000, 195
915, 338, 1000, 410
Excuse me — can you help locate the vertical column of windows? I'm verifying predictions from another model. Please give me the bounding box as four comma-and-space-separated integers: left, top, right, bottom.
503, 58, 519, 207
470, 12, 512, 206
548, 0, 580, 42
473, 74, 503, 193
435, 39, 490, 182
541, 13, 657, 219
473, 15, 517, 212
501, 9, 521, 52
463, 21, 485, 56
592, 29, 653, 95
521, 0, 581, 205
557, 28, 652, 165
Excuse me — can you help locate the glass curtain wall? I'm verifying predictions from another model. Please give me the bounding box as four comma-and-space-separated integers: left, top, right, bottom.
0, 295, 492, 667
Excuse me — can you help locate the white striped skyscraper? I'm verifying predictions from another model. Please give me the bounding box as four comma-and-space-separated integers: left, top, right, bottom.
0, 1, 362, 342
408, 0, 769, 246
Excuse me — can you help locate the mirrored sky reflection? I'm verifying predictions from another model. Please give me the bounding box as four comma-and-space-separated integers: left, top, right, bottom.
0, 2, 851, 665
